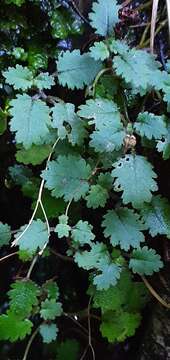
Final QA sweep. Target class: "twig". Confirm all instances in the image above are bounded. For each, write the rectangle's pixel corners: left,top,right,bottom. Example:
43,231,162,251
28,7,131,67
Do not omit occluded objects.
22,326,39,360
141,275,170,309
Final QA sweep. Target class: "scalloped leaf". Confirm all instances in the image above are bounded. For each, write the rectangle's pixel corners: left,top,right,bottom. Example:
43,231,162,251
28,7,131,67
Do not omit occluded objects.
140,195,170,237
42,155,91,201
39,323,58,343
14,219,49,253
78,98,125,152
89,0,120,36
8,280,39,318
57,50,102,89
9,94,51,149
102,208,145,250
129,246,163,275
134,112,167,140
112,155,158,208
0,311,33,341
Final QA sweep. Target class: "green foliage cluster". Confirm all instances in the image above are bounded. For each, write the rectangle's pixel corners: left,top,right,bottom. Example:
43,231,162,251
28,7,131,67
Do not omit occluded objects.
0,0,169,358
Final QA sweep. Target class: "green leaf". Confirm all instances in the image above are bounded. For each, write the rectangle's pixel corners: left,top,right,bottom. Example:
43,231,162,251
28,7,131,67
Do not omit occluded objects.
129,246,163,275
78,98,125,152
52,102,87,145
112,155,158,208
134,112,167,140
40,299,63,320
42,281,59,300
140,195,170,237
90,41,110,61
86,185,109,209
100,311,141,343
18,250,35,262
78,98,119,126
33,72,55,89
5,0,25,6
42,155,91,201
39,323,58,343
102,208,145,250
71,220,95,245
15,219,49,253
157,72,170,111
0,311,33,341
57,339,80,360
10,94,51,149
16,144,52,165
0,109,7,135
57,50,102,89
93,263,121,290
93,270,148,312
3,65,54,90
9,164,33,185
50,8,83,39
74,243,109,270
97,172,113,189
55,215,71,238
89,0,120,36
157,124,170,159
3,65,33,90
8,280,39,318
0,222,11,247
112,40,161,94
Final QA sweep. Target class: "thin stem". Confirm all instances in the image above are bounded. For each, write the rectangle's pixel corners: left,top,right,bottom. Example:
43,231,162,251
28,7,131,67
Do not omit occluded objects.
166,0,170,41
26,255,39,279
87,297,95,360
80,297,95,360
80,345,89,360
63,313,89,335
92,68,111,97
139,23,150,47
136,0,152,11
150,0,159,53
65,199,73,218
141,275,170,309
22,326,39,360
139,19,168,48
51,249,73,262
12,138,60,248
0,252,18,263
38,200,51,255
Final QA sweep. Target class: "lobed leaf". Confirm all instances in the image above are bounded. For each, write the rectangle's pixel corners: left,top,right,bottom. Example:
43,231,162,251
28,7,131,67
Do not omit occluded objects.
102,208,145,250
129,246,163,275
42,155,91,202
10,94,51,149
140,195,170,237
57,50,102,89
112,155,158,208
89,0,120,36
